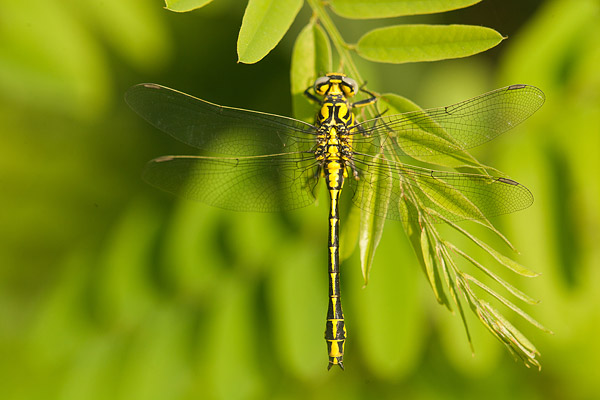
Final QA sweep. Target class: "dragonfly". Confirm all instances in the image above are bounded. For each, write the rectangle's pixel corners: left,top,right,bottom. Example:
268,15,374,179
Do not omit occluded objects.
125,74,545,370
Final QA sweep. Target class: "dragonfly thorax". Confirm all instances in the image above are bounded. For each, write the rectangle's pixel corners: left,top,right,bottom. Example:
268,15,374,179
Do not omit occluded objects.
314,124,356,187
313,80,359,187
316,94,353,124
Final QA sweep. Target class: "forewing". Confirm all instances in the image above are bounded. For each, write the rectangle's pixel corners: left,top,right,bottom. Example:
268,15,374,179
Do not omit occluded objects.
125,84,317,156
355,85,545,158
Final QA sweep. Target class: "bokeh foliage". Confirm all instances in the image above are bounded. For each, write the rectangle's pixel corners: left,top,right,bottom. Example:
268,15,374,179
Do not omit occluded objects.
1,0,599,399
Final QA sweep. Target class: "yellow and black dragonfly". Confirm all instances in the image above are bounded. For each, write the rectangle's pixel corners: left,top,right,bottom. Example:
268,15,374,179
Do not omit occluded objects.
125,74,544,370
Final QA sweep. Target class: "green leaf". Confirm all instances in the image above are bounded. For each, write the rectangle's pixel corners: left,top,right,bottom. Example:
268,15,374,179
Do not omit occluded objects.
291,21,332,121
440,250,473,351
339,204,361,262
378,93,422,114
420,226,435,294
397,191,453,309
359,155,392,285
465,274,551,333
442,219,532,277
165,0,213,12
330,0,481,19
470,295,542,369
237,0,303,64
398,193,429,275
420,225,445,304
431,211,539,277
456,277,541,369
356,24,504,64
449,243,539,305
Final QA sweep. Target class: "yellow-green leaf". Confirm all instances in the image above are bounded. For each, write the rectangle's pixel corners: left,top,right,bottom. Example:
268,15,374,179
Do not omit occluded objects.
357,24,504,64
359,155,392,285
433,212,539,277
238,0,303,64
465,274,551,333
440,251,473,350
330,0,481,19
165,0,213,12
420,226,443,303
450,244,539,305
398,192,428,275
339,205,361,262
291,21,332,121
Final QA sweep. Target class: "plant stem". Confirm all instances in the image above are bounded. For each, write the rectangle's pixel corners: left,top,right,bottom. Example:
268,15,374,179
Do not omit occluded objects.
306,0,363,85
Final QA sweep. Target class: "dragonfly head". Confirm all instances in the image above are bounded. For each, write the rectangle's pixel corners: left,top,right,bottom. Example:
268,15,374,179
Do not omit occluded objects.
314,73,358,98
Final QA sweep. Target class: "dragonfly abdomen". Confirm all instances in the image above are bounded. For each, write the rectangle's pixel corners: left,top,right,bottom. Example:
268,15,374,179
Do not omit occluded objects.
324,163,346,370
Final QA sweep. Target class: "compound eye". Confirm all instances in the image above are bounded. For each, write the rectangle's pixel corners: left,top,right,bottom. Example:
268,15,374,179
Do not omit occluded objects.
314,76,330,95
341,77,358,97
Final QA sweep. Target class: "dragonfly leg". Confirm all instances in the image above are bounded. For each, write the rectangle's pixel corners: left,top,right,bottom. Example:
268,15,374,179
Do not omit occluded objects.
352,86,377,108
304,86,321,104
345,158,360,180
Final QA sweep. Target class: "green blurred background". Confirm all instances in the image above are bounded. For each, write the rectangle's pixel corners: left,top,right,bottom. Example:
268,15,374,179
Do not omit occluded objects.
2,0,599,399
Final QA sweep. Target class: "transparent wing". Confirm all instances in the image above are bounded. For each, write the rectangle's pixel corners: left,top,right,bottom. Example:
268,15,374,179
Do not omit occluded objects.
130,83,538,218
125,84,317,156
143,152,320,212
350,152,534,222
354,85,545,158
